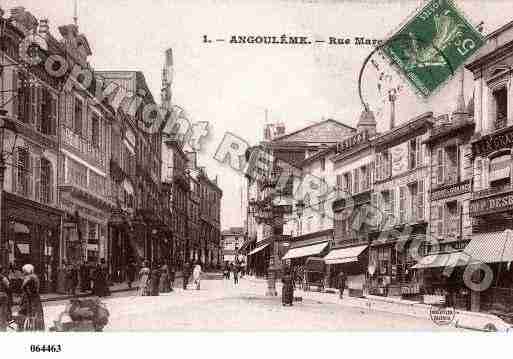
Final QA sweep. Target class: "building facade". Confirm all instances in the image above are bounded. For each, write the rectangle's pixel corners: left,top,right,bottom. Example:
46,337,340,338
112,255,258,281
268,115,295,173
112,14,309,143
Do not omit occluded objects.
221,227,245,264
465,21,513,312
368,113,432,298
1,9,63,292
198,171,222,268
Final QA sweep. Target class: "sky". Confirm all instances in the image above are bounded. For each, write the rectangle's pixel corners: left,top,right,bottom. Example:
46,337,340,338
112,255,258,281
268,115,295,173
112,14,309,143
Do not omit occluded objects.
3,0,512,230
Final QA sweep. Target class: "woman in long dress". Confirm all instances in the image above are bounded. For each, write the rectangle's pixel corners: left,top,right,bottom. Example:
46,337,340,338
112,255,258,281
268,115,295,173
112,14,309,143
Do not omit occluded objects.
150,265,161,296
138,261,151,296
281,266,294,306
192,262,202,290
18,264,45,331
159,264,171,293
0,267,12,331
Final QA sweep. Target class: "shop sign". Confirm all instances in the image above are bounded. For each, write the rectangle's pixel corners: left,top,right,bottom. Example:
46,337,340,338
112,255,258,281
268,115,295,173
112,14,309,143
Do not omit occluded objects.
490,155,511,182
431,180,471,201
391,142,408,177
470,191,513,216
336,130,368,153
472,127,513,157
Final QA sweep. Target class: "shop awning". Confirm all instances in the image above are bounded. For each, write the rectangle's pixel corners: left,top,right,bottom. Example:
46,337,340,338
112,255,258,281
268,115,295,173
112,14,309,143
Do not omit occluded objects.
323,244,367,265
412,252,472,269
248,243,269,256
464,231,513,264
282,241,329,260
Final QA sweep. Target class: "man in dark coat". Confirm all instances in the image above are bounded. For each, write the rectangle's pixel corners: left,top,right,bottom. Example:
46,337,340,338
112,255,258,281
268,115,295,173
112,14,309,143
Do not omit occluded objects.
126,260,137,289
79,262,91,292
338,271,347,299
150,264,161,296
281,266,294,306
93,259,110,297
182,262,191,290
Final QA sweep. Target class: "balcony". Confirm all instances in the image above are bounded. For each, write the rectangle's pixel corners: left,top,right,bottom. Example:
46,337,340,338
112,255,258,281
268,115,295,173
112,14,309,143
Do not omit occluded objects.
59,175,116,209
61,126,105,168
472,183,513,200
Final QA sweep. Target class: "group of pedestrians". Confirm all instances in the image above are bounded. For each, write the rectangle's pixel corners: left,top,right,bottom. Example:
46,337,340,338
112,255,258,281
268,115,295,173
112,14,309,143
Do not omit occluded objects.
61,259,111,297
137,260,177,296
223,262,242,285
0,264,44,331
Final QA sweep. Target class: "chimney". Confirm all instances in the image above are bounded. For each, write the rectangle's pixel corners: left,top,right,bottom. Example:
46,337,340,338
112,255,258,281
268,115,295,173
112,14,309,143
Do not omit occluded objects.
388,89,397,130
165,48,173,67
451,69,468,122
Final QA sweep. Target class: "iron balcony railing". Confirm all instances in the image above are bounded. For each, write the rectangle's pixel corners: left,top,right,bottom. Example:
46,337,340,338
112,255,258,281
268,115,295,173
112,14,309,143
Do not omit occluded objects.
472,183,513,200
61,126,106,167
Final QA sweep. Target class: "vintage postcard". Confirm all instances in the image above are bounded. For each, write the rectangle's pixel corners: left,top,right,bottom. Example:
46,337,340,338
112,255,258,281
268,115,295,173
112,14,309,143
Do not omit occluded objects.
0,0,512,352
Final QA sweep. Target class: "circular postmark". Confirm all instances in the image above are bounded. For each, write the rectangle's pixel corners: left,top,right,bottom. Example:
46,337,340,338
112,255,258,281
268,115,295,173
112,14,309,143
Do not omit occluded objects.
429,305,456,326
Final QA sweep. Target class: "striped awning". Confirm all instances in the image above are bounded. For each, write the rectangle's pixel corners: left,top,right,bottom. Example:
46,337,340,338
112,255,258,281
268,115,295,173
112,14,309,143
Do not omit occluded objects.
412,252,472,269
282,241,329,260
464,231,513,264
248,243,269,256
324,245,367,265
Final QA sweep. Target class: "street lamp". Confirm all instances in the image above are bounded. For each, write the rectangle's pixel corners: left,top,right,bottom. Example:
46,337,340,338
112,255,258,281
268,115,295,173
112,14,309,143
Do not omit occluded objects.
0,109,19,266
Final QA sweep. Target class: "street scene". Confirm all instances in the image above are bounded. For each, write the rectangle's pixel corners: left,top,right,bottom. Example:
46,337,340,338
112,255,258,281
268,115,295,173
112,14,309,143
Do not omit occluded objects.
0,0,513,339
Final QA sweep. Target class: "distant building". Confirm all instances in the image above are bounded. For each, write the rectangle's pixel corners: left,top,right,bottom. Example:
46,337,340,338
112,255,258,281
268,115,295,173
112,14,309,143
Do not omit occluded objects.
221,227,245,264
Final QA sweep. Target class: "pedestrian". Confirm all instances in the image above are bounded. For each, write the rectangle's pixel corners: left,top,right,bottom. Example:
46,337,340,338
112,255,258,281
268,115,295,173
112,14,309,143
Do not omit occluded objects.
149,264,161,296
0,266,12,331
193,261,202,290
281,265,294,306
18,264,44,331
182,262,191,290
93,259,110,297
126,260,137,289
337,271,347,299
138,260,151,296
223,263,229,279
159,263,171,293
233,264,239,285
70,263,78,296
79,261,90,292
168,263,175,292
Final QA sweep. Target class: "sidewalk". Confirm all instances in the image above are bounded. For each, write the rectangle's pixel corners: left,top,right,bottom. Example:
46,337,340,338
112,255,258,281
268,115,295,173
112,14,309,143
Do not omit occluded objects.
40,271,187,303
242,276,512,332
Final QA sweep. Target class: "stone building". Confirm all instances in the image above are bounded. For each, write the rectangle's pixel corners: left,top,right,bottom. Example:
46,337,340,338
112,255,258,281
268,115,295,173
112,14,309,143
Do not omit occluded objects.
0,9,63,292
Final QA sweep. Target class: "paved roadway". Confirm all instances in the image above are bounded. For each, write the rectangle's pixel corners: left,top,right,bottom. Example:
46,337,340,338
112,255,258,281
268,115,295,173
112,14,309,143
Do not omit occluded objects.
43,276,462,331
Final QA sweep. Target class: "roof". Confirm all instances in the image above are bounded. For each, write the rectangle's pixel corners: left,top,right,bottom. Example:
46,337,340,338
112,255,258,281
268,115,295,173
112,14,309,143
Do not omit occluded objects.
373,112,433,148
296,145,337,167
271,119,356,143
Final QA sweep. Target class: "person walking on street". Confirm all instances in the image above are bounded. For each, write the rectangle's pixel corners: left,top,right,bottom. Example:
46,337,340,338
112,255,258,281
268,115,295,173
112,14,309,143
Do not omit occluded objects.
0,266,12,331
138,260,151,296
182,262,191,290
193,261,202,290
233,264,239,285
337,271,347,299
18,264,44,331
69,263,78,296
168,263,175,292
150,264,161,296
93,259,110,297
281,265,294,306
126,260,137,289
159,263,171,293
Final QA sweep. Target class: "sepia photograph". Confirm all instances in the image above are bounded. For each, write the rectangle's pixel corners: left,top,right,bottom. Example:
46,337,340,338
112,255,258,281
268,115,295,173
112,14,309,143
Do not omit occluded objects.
0,0,512,356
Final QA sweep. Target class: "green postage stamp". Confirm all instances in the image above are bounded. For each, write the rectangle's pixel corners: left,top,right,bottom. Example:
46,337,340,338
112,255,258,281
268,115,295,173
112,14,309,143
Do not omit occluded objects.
382,0,485,97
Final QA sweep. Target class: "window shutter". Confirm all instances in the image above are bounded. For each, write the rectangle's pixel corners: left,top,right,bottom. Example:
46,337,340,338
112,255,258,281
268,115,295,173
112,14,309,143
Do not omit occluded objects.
368,162,373,189
418,180,424,220
399,186,406,223
437,148,444,184
347,172,352,195
12,70,19,119
27,153,34,198
36,86,43,132
390,188,396,223
11,148,18,193
353,168,359,193
482,158,489,189
34,156,41,202
51,94,58,135
475,158,482,190
417,137,422,167
437,205,444,238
